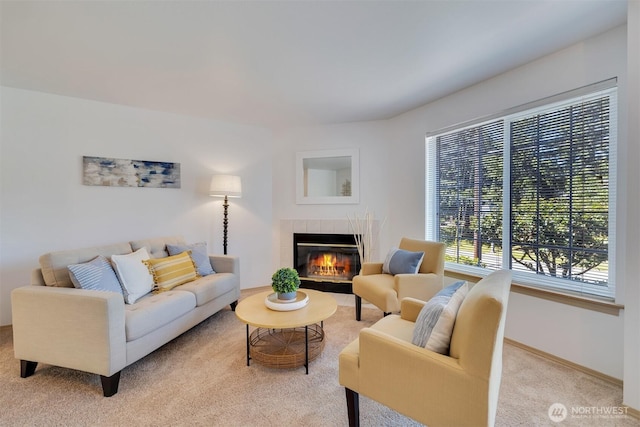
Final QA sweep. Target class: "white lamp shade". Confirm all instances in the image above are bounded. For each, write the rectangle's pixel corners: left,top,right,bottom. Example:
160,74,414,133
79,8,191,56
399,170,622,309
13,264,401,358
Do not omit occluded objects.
209,175,242,198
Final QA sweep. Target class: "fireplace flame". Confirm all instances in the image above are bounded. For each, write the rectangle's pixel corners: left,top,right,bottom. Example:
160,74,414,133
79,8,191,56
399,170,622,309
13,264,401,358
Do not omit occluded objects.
308,251,351,278
323,253,335,267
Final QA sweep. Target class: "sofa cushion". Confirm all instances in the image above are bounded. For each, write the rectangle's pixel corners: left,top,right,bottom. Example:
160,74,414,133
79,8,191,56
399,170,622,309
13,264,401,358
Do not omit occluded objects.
111,247,154,304
167,242,215,276
39,242,133,287
124,290,196,341
412,280,468,354
130,236,185,259
175,273,239,307
383,248,425,275
143,251,199,292
67,255,123,295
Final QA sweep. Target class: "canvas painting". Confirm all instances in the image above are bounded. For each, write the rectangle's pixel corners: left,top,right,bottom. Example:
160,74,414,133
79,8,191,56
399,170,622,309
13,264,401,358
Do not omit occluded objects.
83,156,181,188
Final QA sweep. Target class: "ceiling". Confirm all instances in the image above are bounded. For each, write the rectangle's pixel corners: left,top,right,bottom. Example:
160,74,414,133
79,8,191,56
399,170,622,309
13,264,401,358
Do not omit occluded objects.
0,1,628,129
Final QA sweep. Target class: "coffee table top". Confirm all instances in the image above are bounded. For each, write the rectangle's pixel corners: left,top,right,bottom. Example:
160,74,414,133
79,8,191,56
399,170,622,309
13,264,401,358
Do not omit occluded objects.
235,289,337,329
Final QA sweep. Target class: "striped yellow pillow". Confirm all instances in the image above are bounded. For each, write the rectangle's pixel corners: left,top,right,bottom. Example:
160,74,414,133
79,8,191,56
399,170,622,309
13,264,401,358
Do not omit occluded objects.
142,251,199,292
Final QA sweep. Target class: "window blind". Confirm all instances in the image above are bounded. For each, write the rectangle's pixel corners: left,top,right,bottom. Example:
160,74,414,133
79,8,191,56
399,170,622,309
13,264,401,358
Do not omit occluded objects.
426,84,617,299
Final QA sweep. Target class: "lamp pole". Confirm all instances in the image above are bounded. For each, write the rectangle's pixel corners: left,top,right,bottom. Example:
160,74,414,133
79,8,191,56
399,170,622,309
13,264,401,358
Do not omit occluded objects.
222,195,229,255
209,174,241,255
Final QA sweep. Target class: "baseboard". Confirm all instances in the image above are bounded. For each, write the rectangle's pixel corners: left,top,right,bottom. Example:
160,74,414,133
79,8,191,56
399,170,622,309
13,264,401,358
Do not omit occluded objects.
625,406,640,420
504,337,622,386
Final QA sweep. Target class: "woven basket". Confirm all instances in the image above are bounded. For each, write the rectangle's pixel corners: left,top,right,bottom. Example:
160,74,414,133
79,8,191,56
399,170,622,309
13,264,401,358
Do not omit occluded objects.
249,324,325,369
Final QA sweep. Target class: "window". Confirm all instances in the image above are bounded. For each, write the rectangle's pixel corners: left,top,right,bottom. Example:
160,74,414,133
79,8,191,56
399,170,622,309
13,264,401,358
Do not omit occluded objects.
426,83,616,299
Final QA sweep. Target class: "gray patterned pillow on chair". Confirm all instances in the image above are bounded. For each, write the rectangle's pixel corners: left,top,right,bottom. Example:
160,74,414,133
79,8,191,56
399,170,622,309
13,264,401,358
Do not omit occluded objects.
412,280,469,354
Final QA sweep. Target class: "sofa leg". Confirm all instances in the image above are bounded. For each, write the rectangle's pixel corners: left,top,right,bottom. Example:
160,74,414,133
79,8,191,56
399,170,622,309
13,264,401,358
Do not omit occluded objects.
230,300,238,311
20,360,37,378
383,312,391,317
345,387,360,427
355,295,362,321
100,371,121,397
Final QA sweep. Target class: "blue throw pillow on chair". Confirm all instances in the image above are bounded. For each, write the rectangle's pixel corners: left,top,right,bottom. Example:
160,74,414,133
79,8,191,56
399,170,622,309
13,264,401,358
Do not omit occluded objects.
382,248,425,275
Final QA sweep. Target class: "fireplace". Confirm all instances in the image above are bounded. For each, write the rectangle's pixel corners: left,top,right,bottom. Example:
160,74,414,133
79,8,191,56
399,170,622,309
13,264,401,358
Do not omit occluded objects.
293,233,361,294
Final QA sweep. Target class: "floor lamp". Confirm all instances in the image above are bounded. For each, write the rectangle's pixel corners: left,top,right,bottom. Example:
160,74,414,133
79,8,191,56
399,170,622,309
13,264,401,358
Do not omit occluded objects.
209,174,242,255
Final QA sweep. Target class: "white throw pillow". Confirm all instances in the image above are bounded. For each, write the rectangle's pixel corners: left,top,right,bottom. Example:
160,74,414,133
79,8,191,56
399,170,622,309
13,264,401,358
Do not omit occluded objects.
111,247,154,304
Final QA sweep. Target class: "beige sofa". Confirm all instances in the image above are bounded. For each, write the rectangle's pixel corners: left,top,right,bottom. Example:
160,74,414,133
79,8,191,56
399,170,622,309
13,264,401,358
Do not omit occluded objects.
11,236,240,397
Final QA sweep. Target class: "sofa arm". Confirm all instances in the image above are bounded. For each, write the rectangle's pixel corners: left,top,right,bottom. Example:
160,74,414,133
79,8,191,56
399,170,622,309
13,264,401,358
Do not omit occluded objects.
395,273,443,303
11,286,127,377
209,255,239,276
400,297,427,322
360,262,383,275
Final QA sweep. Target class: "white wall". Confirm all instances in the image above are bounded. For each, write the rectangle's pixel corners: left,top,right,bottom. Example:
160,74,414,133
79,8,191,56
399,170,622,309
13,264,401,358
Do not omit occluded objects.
623,0,640,411
0,88,274,326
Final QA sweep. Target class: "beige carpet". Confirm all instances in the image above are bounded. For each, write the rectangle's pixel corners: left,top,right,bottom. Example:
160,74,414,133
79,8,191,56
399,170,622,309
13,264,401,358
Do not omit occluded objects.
0,292,636,427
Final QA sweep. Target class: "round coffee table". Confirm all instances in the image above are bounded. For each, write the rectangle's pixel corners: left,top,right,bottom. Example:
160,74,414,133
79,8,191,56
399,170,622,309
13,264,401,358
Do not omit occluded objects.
235,289,337,374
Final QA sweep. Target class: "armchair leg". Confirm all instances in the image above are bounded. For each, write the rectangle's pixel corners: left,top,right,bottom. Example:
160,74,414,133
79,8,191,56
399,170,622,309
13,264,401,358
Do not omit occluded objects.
383,312,391,317
100,371,121,397
230,300,238,311
345,388,360,427
355,295,362,321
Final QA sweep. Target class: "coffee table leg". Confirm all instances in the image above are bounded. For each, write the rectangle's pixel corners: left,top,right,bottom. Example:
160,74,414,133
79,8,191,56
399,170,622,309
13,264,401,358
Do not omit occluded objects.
246,324,250,366
305,325,309,375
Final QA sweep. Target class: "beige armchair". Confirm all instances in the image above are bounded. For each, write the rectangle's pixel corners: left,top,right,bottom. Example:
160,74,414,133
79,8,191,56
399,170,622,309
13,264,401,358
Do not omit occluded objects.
352,237,445,320
339,270,512,427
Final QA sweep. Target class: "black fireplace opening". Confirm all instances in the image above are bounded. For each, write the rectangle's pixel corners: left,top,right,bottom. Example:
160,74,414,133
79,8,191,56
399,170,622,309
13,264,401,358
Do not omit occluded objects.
293,233,361,294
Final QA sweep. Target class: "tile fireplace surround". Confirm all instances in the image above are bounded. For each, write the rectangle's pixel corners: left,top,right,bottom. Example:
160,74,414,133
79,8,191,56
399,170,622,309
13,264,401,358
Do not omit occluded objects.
279,219,381,269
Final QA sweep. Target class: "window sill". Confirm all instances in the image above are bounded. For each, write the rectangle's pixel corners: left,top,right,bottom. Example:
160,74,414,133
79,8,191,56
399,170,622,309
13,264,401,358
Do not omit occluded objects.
445,269,624,316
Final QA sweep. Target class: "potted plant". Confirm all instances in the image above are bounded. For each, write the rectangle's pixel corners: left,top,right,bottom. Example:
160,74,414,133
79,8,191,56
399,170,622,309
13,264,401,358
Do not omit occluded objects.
271,267,301,301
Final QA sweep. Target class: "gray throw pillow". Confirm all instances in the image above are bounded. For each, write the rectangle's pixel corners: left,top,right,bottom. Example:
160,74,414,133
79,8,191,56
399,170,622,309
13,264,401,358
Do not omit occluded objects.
382,248,425,275
68,255,123,295
412,280,469,354
167,242,215,276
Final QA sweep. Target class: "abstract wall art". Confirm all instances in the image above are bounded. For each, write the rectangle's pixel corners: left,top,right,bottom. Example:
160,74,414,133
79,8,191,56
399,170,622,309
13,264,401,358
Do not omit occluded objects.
83,156,181,188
